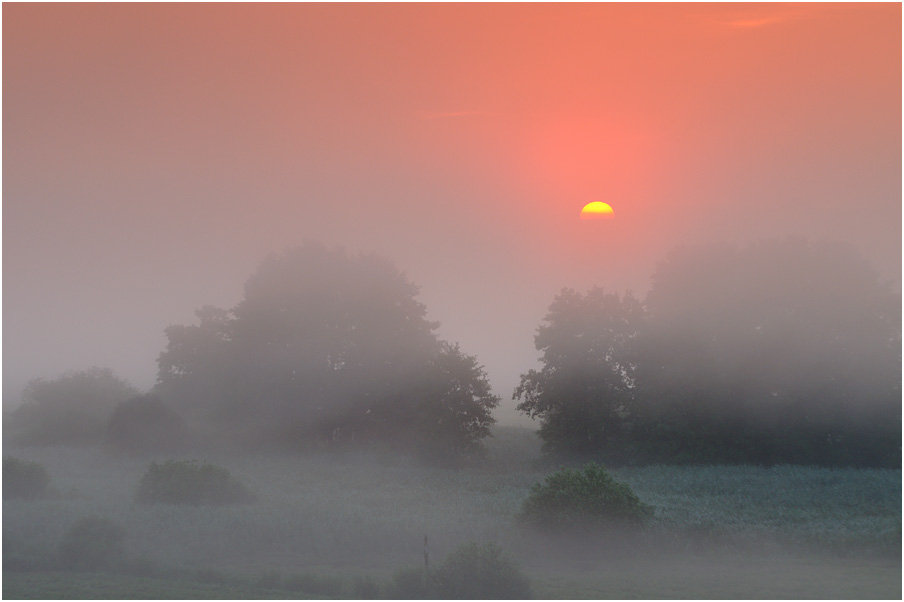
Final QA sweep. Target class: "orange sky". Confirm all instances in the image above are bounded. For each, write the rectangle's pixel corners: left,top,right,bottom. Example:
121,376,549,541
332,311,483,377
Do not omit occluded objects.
4,3,901,419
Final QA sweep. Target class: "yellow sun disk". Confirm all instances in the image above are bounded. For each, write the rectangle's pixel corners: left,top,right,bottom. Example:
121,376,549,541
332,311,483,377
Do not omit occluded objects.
580,201,614,220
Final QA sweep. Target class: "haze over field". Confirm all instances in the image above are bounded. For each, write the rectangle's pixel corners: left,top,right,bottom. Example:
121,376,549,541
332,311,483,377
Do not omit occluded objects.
3,3,901,422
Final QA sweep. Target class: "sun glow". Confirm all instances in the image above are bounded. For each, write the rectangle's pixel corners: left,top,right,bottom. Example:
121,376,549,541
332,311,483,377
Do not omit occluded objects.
580,201,614,220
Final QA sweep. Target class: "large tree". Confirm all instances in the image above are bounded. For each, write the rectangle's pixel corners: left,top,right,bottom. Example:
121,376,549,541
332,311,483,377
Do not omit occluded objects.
514,288,646,461
516,239,901,467
156,242,499,457
635,238,901,466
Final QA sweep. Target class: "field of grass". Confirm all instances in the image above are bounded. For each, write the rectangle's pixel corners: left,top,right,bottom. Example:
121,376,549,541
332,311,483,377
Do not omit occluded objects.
4,426,901,598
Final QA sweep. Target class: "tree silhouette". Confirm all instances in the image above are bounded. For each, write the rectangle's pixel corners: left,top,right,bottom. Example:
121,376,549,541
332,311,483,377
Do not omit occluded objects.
10,367,138,446
514,288,645,461
157,242,498,458
635,238,901,466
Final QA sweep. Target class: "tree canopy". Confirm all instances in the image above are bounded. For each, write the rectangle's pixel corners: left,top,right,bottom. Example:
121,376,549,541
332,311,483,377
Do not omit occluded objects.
517,239,901,467
156,242,499,458
9,367,139,446
514,288,645,461
636,238,901,466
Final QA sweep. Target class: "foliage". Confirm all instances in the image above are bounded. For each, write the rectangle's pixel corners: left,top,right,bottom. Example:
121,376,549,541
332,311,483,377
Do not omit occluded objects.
432,541,533,599
105,394,187,455
517,239,901,467
635,239,901,467
519,463,653,531
1,442,900,598
154,305,235,432
3,456,50,500
8,367,138,447
514,288,645,461
386,543,531,600
58,516,125,570
155,242,499,459
135,460,254,506
394,342,500,462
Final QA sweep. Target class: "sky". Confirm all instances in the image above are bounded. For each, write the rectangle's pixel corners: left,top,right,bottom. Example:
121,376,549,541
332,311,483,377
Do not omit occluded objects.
3,3,901,422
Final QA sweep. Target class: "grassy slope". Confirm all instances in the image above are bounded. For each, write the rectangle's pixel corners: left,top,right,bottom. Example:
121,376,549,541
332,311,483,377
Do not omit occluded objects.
3,426,901,599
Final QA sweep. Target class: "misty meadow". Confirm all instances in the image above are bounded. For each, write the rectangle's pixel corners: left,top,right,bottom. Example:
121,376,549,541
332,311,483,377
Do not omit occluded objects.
4,2,901,600
3,239,901,599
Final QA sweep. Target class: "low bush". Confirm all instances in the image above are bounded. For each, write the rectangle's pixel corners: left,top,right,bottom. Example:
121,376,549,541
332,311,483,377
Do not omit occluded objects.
433,542,532,599
3,456,50,500
135,460,254,505
519,462,653,531
58,516,125,570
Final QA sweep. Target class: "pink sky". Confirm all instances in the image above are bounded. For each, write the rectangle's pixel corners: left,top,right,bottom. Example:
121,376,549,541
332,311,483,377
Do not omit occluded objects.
4,3,900,420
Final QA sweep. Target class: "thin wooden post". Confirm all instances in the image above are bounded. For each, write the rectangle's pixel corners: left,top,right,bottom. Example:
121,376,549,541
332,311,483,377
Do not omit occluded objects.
423,534,430,597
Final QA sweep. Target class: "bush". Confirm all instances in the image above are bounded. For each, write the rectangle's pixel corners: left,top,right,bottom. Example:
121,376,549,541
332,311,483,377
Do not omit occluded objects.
519,463,653,531
58,516,125,570
135,460,254,505
105,394,186,455
387,543,531,599
3,456,50,500
433,542,532,599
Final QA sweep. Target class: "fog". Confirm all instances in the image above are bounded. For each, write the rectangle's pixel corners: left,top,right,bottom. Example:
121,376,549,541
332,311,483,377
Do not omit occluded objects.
3,7,901,596
3,4,900,422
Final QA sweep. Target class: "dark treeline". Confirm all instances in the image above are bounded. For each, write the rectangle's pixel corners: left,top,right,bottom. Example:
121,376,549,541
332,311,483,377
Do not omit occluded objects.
517,239,901,468
5,239,901,467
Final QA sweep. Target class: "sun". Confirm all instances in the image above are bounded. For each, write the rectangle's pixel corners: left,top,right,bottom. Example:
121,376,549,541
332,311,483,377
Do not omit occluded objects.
580,201,614,220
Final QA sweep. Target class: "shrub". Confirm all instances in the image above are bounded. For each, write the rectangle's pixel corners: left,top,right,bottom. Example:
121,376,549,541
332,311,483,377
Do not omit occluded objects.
58,516,125,570
387,543,531,599
135,460,254,505
105,394,186,455
3,456,50,500
433,542,532,600
519,462,653,531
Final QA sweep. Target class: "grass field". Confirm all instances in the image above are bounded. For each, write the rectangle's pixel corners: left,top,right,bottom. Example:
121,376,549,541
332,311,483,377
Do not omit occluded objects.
4,426,901,598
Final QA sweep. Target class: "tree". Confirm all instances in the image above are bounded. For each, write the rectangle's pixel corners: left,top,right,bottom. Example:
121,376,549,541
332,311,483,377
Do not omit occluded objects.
514,288,646,461
403,342,500,460
105,394,186,455
156,242,499,458
515,239,900,467
635,238,901,467
154,305,236,435
9,367,138,446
